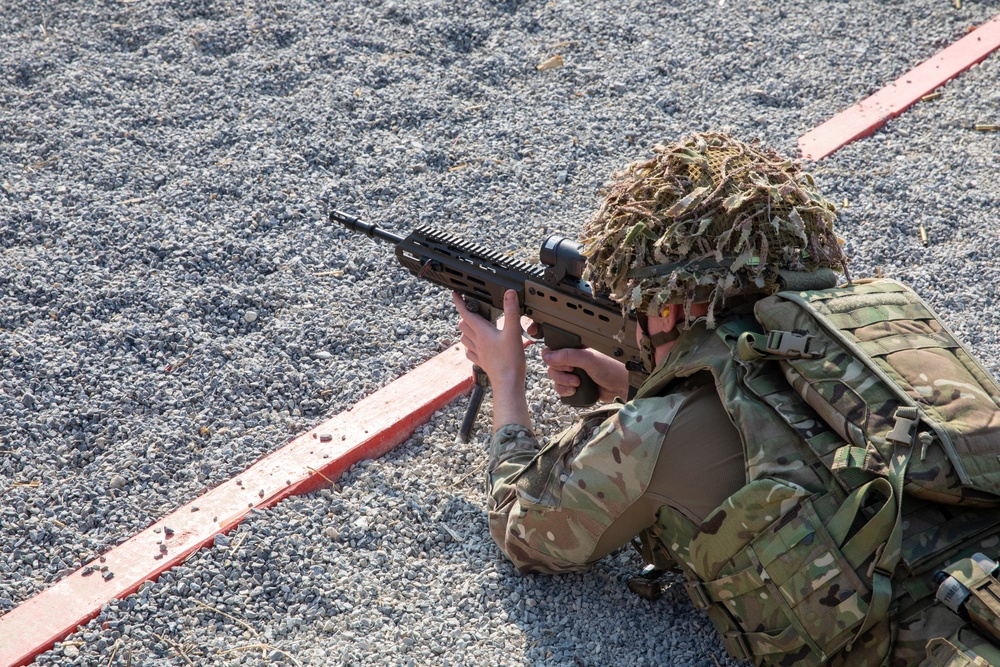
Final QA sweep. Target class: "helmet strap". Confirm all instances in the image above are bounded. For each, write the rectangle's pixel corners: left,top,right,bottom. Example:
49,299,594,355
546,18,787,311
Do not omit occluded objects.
649,329,680,348
636,314,681,373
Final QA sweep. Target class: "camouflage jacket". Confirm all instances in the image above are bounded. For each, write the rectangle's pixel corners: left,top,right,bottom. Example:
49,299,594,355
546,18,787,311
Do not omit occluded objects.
488,399,685,574
487,377,744,574
485,322,757,575
488,316,1000,666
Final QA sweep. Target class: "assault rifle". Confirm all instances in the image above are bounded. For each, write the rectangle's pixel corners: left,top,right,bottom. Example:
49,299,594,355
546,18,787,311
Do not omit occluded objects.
332,210,645,441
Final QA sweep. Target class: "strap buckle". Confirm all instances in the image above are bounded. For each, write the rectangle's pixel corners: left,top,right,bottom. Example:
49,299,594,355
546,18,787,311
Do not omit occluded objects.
684,580,712,610
722,631,754,662
765,330,823,358
886,406,919,447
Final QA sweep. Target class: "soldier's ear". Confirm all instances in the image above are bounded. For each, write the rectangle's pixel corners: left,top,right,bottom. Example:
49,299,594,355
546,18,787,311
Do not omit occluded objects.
661,304,680,332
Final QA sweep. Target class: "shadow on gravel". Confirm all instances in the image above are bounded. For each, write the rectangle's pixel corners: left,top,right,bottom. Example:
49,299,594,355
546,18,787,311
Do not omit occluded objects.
435,495,736,666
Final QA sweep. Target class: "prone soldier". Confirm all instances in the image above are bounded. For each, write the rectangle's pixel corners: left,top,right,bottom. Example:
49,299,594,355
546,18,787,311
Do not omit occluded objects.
453,131,1000,667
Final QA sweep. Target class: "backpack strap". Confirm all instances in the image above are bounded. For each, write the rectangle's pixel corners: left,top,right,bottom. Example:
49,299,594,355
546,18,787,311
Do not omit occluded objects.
736,329,826,362
842,435,912,648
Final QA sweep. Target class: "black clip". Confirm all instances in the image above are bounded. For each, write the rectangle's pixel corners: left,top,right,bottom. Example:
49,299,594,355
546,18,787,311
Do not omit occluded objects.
765,330,823,359
627,564,668,601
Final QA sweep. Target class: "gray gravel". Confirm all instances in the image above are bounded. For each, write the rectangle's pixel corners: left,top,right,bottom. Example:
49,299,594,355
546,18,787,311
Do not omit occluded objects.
1,0,998,665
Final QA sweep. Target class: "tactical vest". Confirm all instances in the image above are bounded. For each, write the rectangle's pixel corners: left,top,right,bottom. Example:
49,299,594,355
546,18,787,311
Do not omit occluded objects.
632,312,1000,667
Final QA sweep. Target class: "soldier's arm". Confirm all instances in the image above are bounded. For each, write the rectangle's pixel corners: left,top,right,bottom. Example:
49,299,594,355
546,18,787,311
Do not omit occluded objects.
486,396,687,574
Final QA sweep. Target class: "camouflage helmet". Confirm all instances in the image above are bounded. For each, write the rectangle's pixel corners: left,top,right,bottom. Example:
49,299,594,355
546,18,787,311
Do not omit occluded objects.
581,131,848,327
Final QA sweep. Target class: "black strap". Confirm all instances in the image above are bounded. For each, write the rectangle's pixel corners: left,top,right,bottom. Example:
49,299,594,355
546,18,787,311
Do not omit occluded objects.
649,328,680,347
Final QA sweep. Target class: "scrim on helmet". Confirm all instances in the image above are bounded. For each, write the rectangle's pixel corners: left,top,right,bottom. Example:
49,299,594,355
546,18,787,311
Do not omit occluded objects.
581,131,848,327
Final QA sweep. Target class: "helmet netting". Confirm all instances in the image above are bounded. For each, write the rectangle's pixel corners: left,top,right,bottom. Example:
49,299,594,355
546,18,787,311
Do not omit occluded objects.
581,131,847,327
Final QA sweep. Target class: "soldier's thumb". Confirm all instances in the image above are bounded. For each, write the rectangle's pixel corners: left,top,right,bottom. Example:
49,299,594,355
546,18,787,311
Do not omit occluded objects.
502,290,521,337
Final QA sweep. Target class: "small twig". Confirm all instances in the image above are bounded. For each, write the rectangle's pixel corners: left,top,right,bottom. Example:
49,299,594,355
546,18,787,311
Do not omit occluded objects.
26,156,59,172
306,466,337,487
447,458,487,489
221,644,303,667
105,638,122,667
192,601,260,638
164,355,191,372
151,632,195,667
228,531,249,553
440,522,464,543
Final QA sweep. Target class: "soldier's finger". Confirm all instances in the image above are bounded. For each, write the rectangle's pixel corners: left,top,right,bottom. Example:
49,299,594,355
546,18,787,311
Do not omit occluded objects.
451,291,470,317
553,382,576,397
501,290,521,340
542,347,584,371
547,368,580,387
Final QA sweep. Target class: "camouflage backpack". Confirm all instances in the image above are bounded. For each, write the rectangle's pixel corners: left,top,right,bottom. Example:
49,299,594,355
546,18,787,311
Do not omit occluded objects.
738,278,1000,508
631,277,1000,667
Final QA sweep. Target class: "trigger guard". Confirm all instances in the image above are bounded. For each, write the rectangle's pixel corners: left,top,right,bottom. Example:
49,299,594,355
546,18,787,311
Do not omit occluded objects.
522,327,543,344
522,323,543,344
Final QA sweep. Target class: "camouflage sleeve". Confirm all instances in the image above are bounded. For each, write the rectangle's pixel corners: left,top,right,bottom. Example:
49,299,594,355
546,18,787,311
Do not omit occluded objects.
486,395,688,574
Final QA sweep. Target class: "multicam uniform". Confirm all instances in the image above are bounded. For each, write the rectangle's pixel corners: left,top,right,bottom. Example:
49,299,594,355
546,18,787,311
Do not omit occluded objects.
487,372,744,574
485,319,1000,667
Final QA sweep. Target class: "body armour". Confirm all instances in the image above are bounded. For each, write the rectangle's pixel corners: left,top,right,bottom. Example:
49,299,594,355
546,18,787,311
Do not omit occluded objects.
635,316,1000,667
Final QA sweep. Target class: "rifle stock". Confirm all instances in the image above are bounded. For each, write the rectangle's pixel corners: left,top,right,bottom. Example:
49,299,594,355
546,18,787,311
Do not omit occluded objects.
332,210,645,412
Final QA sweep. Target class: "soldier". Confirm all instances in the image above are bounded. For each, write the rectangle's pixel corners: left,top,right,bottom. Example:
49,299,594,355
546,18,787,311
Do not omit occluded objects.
452,131,1000,666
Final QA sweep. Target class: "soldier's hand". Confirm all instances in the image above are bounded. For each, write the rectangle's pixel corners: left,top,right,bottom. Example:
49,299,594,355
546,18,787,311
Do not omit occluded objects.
452,290,527,395
540,346,628,404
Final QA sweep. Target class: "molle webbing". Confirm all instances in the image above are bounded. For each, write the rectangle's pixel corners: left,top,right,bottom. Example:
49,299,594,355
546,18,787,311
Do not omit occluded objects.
753,279,1000,507
640,290,1000,667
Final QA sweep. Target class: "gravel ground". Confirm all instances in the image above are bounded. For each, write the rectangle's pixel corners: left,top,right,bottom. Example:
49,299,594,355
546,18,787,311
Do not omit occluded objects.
1,0,998,665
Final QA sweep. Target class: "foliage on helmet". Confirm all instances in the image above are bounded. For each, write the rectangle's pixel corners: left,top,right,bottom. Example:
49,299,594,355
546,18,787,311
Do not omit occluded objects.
581,132,848,327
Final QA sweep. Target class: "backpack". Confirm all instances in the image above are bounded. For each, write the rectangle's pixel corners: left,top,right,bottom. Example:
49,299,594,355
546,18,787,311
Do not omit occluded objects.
632,278,1000,667
738,278,1000,508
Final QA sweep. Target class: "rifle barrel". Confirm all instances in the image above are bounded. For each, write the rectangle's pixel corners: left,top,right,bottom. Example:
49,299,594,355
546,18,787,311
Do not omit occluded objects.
331,210,404,244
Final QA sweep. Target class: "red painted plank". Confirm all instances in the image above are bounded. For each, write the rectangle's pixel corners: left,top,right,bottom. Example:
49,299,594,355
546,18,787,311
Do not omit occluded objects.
0,344,475,667
799,13,1000,161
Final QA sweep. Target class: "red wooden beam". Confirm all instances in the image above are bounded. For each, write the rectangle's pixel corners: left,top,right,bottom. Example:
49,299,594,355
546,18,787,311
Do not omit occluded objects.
0,345,475,667
799,13,1000,161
